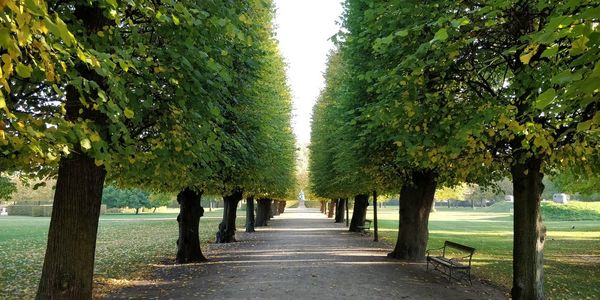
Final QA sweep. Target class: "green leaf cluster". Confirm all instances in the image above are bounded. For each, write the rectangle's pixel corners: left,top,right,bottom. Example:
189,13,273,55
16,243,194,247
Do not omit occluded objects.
1,0,295,199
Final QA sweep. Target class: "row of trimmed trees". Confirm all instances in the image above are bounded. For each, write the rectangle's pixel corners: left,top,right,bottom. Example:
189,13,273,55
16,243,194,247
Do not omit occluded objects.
310,1,599,299
0,0,295,298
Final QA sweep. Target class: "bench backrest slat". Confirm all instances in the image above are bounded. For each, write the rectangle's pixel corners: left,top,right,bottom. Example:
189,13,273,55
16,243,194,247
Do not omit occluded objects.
444,241,475,254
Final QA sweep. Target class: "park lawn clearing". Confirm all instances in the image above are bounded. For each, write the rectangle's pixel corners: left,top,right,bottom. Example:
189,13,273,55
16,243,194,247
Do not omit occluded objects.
0,210,246,299
366,205,600,300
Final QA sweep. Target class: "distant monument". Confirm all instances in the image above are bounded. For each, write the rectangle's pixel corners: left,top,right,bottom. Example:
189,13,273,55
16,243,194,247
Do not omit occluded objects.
298,190,306,208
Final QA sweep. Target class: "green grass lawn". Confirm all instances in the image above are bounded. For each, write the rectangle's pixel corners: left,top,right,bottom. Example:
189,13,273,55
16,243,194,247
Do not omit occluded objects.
0,209,246,299
366,203,600,299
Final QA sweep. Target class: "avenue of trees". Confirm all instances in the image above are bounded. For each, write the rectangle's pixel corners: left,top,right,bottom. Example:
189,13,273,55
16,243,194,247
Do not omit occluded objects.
310,1,599,299
1,0,295,298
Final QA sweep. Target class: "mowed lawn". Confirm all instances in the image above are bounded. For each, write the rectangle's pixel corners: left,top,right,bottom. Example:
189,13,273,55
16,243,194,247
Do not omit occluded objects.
366,205,600,300
0,210,246,299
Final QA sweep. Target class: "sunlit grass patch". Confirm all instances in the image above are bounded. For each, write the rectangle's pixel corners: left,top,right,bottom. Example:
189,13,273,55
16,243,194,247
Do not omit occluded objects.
366,206,600,299
0,211,245,299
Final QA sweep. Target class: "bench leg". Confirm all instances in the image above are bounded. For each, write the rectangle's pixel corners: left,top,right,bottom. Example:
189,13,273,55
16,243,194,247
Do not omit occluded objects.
448,267,452,282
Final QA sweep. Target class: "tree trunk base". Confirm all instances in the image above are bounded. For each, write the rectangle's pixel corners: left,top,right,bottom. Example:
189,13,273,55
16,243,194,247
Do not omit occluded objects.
176,188,207,264
215,189,243,243
389,170,437,261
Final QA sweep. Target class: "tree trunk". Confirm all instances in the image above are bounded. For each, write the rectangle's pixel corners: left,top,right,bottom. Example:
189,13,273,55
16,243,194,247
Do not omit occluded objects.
373,190,378,242
335,198,346,223
349,194,369,232
388,170,437,261
345,198,349,226
255,198,270,227
135,208,140,215
327,199,336,218
36,5,110,298
36,153,106,300
471,199,475,209
447,199,451,208
272,200,280,216
278,201,286,214
511,158,546,300
269,200,276,218
245,196,255,233
153,207,157,213
320,200,326,213
176,188,206,264
215,189,243,243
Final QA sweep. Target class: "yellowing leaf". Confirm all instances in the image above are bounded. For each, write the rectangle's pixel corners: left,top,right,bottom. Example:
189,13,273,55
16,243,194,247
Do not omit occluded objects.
80,138,91,150
90,132,101,142
124,108,134,119
15,63,32,78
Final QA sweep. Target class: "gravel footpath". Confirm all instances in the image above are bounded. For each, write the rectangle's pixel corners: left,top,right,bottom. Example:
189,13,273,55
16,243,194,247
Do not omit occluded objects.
105,207,507,299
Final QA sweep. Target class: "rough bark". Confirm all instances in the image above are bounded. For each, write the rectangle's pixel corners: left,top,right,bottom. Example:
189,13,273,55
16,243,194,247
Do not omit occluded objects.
36,5,110,299
335,198,346,223
278,201,286,214
215,189,243,243
327,199,336,218
36,152,106,300
245,196,255,233
511,158,546,300
320,200,326,213
349,194,369,232
255,198,271,227
176,188,206,264
388,170,437,261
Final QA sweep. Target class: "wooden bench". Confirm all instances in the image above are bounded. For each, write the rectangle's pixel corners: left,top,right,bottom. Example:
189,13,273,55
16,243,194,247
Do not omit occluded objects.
426,241,475,284
356,219,372,234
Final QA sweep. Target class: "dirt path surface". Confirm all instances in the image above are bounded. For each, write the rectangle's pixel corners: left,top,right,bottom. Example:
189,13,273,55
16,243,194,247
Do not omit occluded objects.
106,207,506,299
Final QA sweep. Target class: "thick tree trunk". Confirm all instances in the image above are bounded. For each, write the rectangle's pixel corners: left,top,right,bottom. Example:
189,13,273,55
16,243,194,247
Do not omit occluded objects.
349,194,369,232
335,198,346,223
255,198,270,227
320,200,326,213
278,201,286,214
388,170,437,261
246,196,255,232
327,199,336,218
511,158,546,300
176,188,206,264
215,189,243,243
36,6,110,298
135,208,140,215
36,153,106,300
272,200,280,216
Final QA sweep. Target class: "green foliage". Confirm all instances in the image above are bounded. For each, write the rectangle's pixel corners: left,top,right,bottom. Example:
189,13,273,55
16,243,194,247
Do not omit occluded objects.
101,186,150,212
0,175,16,201
1,0,295,199
149,193,173,209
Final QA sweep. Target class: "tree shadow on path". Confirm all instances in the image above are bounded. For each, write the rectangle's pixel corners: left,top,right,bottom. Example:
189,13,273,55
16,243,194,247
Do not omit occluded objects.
106,207,507,299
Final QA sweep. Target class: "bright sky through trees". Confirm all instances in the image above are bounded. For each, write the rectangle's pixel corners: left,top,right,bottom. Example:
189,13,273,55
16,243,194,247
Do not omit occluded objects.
274,0,344,144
